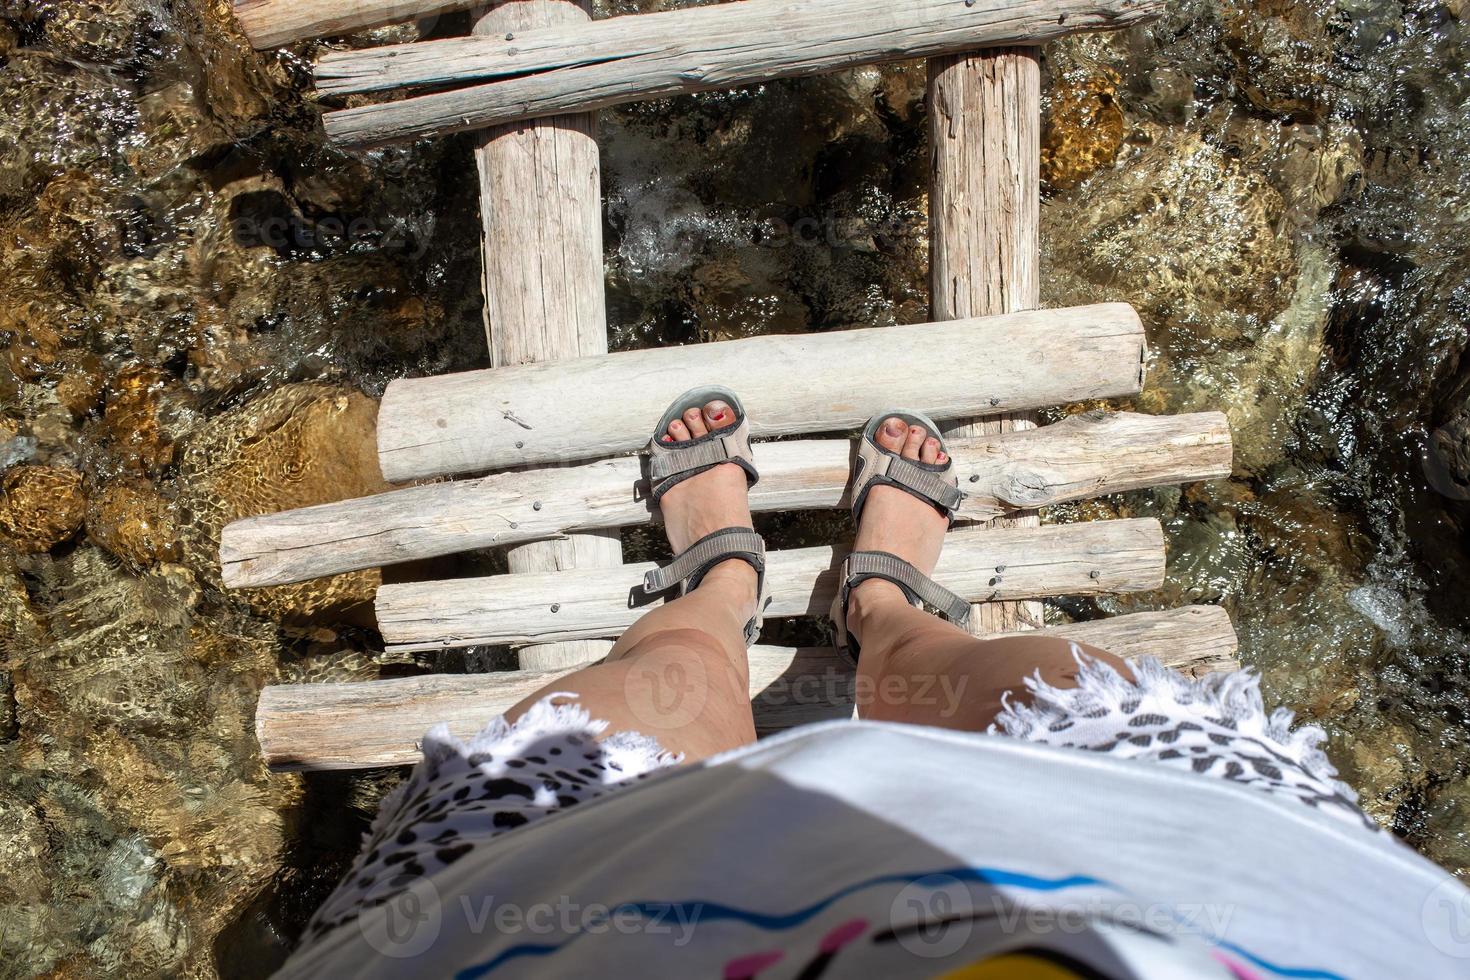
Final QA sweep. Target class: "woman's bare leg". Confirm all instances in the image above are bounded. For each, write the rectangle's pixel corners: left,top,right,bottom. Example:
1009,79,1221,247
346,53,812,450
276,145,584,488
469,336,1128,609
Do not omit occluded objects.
505,398,758,763
847,418,1132,731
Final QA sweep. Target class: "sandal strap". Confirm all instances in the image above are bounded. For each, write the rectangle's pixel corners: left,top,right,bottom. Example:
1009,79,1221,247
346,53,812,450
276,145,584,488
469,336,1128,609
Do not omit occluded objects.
641,526,765,597
853,438,964,522
646,415,758,503
649,418,753,481
841,551,972,629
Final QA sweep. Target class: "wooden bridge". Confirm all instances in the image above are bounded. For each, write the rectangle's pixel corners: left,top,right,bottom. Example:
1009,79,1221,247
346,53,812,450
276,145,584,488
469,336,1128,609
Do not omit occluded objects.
228,0,1236,773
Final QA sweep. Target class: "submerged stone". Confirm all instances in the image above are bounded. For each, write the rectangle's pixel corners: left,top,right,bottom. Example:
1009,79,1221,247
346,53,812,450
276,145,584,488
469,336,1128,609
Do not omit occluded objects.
87,481,177,568
0,465,86,553
175,383,387,623
1042,61,1126,191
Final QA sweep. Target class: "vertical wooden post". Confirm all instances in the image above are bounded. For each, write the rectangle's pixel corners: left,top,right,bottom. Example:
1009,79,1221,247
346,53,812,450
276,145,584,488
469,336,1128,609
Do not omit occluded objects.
928,47,1044,633
473,0,621,670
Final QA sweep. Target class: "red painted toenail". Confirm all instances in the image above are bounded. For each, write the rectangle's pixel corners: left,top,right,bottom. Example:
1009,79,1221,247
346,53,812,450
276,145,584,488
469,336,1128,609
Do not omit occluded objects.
712,410,727,421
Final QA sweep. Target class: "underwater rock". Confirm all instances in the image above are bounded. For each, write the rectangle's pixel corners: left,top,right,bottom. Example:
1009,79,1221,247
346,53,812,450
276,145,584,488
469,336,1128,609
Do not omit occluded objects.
1217,0,1337,120
55,353,105,419
175,383,387,623
0,465,86,553
1044,126,1296,343
1042,61,1126,191
87,481,177,568
37,0,172,68
0,49,140,207
1418,776,1470,875
0,788,48,894
5,558,294,974
0,560,48,727
0,307,64,383
1427,399,1470,499
100,365,190,477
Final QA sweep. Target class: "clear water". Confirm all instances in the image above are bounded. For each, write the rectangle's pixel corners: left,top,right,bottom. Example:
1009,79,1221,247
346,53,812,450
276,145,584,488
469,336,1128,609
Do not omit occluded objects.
1,0,1468,974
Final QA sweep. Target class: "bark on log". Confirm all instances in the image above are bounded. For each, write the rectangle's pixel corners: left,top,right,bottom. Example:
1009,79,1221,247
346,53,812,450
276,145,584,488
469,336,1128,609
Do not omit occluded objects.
375,518,1166,651
315,0,1166,147
472,0,619,673
929,48,1044,633
257,605,1237,771
233,0,480,50
222,411,1231,588
376,303,1148,482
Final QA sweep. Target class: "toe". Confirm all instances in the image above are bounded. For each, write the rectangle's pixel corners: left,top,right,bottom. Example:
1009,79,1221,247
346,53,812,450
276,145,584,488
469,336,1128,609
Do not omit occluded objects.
921,437,941,465
703,400,734,432
875,417,908,453
667,418,691,442
683,407,710,438
902,424,926,460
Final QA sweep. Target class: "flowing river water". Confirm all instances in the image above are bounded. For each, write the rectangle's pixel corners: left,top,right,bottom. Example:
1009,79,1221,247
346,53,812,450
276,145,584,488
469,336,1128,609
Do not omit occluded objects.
0,0,1468,974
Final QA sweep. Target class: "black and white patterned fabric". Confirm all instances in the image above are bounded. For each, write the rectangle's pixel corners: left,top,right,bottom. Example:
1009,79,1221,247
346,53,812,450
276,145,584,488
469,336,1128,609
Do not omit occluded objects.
305,653,1371,943
302,694,681,943
990,649,1373,831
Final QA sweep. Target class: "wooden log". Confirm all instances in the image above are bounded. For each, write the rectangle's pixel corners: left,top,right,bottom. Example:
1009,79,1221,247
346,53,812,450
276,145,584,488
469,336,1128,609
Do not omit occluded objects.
375,518,1166,651
316,0,1166,148
256,605,1239,771
472,0,619,673
376,303,1148,482
233,0,480,50
928,48,1045,633
222,411,1232,588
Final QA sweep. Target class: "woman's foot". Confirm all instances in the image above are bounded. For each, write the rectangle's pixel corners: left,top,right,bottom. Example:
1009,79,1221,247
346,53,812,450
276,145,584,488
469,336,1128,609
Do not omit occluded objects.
847,418,950,642
658,399,758,615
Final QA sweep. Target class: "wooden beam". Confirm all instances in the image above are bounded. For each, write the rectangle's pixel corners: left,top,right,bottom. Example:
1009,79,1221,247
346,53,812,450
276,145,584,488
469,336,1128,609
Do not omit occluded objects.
222,411,1232,589
375,518,1166,651
233,0,480,50
928,48,1045,633
257,605,1239,771
376,302,1148,482
471,0,619,673
316,0,1166,148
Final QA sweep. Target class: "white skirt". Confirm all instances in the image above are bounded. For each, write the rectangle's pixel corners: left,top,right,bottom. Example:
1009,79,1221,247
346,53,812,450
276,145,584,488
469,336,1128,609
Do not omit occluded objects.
302,651,1367,944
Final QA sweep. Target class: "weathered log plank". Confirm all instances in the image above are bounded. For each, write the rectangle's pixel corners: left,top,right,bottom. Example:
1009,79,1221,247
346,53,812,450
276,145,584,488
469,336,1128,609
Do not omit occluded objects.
222,411,1231,588
376,302,1147,482
929,46,1045,633
375,518,1166,651
233,0,480,50
472,0,620,673
316,0,1164,147
257,605,1239,771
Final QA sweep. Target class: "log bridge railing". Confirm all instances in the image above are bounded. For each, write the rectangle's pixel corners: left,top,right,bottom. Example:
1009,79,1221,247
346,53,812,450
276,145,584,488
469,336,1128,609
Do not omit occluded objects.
229,0,1235,774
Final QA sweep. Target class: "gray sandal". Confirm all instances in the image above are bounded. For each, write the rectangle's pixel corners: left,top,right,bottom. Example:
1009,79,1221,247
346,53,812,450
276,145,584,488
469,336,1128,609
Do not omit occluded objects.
638,387,769,646
645,385,758,504
831,410,971,665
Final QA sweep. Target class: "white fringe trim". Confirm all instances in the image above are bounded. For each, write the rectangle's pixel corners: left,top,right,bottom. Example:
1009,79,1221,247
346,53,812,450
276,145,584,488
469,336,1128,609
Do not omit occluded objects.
366,694,680,845
421,692,683,772
990,647,1357,802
